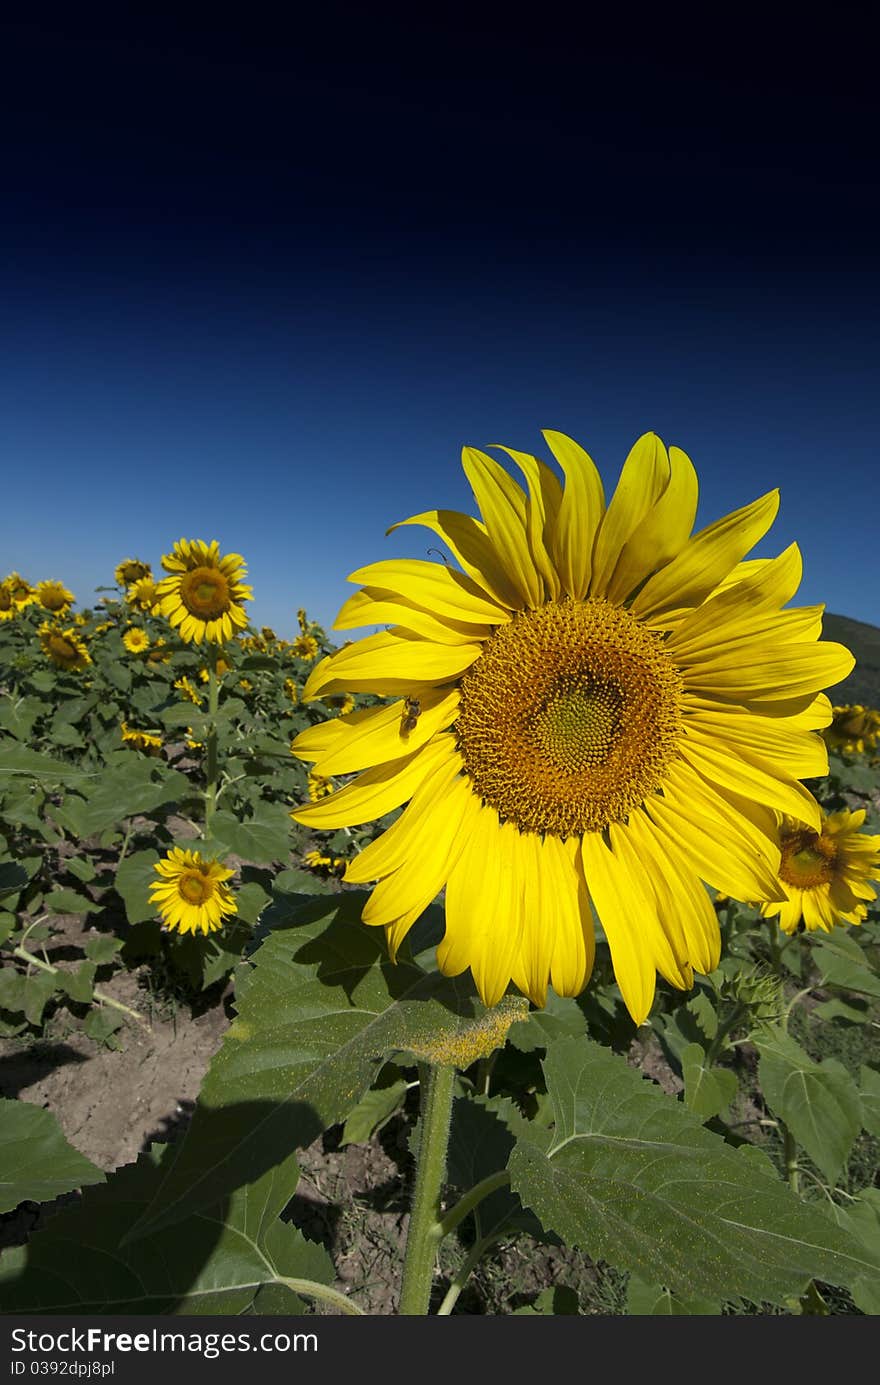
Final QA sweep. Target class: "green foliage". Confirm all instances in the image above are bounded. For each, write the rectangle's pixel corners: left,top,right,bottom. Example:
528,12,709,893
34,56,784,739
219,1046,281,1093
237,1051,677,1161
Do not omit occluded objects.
0,1098,105,1212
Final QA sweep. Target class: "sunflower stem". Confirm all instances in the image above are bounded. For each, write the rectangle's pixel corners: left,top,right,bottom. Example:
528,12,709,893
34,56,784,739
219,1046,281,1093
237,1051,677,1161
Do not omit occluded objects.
204,665,220,835
398,1060,456,1316
782,1120,799,1195
12,946,151,1031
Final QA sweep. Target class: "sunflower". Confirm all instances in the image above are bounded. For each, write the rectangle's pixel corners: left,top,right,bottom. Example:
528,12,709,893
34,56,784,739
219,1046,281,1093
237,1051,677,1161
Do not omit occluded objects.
4,573,36,608
39,622,91,672
822,704,880,756
115,558,152,587
120,720,163,754
760,809,880,934
198,657,231,681
283,678,299,703
126,576,161,613
293,633,319,661
173,675,202,705
149,846,237,934
0,582,16,621
122,627,150,654
155,539,252,644
36,580,75,616
291,430,854,1025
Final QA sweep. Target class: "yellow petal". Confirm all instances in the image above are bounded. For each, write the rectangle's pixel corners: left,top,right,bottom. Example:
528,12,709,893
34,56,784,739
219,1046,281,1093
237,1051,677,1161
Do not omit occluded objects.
632,489,780,622
604,443,699,605
580,830,657,1026
608,822,693,991
345,750,469,883
542,430,605,599
591,433,673,600
387,509,522,609
438,807,522,1005
670,545,804,653
494,446,563,601
292,734,456,828
335,587,493,645
624,811,720,975
680,639,855,703
679,730,822,830
347,558,509,625
683,709,828,780
305,689,460,777
302,629,481,700
461,447,542,608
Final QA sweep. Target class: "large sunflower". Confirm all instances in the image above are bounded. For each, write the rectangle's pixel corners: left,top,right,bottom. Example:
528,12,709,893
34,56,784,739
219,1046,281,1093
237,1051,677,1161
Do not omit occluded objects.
291,432,854,1024
155,539,252,644
149,847,237,934
760,808,880,934
36,580,75,616
38,622,91,672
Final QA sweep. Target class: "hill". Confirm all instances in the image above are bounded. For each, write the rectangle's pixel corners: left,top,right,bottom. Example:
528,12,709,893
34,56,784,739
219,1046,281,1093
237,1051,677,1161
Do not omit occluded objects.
823,612,880,708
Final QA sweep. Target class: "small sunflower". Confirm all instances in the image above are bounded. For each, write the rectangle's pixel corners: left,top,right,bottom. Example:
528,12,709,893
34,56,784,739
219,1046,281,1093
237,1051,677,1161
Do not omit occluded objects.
156,539,252,644
291,429,853,1024
822,704,880,756
4,573,36,608
148,638,172,663
121,720,163,754
303,849,346,875
283,678,299,703
149,847,237,934
115,558,152,588
198,656,231,682
39,622,91,672
307,771,334,801
261,626,277,643
238,678,254,692
761,809,880,934
293,633,319,661
36,580,75,616
122,627,150,654
0,583,16,621
173,675,202,705
126,576,161,613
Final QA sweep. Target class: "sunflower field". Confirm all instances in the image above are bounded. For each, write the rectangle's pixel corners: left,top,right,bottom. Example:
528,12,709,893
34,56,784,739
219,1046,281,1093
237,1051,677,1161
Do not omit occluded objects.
2,430,880,1318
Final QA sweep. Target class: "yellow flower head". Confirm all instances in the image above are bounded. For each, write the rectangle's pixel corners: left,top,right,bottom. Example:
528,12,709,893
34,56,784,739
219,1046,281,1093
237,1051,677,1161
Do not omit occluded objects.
0,582,16,621
174,675,202,705
293,633,319,661
149,846,237,935
283,678,299,703
761,809,880,934
122,627,150,654
198,656,232,682
822,704,880,756
126,576,162,613
297,607,309,633
4,573,36,608
261,626,277,643
290,429,854,1025
303,849,346,875
156,539,252,644
39,622,91,672
115,558,152,588
36,580,75,617
148,637,171,663
307,771,334,801
238,678,254,692
120,720,163,754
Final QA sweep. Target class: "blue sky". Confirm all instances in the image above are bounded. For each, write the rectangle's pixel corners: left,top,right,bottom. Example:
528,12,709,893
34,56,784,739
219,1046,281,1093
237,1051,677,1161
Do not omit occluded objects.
2,11,877,639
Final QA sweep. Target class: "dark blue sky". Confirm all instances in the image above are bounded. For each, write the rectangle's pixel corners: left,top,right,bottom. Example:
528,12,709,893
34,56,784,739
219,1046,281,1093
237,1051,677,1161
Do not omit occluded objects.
3,8,877,637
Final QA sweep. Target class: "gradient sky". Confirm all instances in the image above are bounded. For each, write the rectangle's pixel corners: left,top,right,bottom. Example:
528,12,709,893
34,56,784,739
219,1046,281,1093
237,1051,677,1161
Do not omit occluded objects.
2,10,878,639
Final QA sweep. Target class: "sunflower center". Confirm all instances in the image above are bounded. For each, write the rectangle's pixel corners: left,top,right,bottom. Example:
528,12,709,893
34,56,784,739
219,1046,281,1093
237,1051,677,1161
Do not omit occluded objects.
455,597,683,836
49,635,77,662
0,589,12,612
180,566,230,619
178,870,212,905
779,829,837,889
42,589,66,611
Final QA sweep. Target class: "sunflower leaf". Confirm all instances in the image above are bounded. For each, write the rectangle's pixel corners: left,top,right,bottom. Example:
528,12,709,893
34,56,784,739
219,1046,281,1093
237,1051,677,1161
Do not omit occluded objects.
508,1036,879,1306
0,1140,333,1314
126,889,526,1240
0,1097,105,1214
756,1026,862,1186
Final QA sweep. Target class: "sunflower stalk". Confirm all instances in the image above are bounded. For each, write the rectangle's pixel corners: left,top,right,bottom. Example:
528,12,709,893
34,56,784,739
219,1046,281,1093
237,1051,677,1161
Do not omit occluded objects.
204,664,220,836
398,1060,456,1315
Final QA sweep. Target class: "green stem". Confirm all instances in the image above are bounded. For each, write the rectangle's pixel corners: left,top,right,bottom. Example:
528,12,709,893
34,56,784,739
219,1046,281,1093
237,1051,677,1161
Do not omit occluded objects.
432,1171,511,1242
204,664,220,835
398,1062,456,1316
704,1002,747,1067
782,1120,799,1194
12,945,151,1031
435,1233,503,1317
273,1276,365,1316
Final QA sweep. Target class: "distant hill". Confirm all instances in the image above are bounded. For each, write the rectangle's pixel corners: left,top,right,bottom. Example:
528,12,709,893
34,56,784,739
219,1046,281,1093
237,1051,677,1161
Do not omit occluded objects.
823,612,880,708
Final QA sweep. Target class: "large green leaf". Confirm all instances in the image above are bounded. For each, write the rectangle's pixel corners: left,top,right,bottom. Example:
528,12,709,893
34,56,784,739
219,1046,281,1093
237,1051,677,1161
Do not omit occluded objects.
0,1098,104,1213
859,1065,880,1138
129,889,526,1239
52,763,189,839
757,1026,862,1186
114,849,160,925
810,932,880,1000
209,805,292,864
827,1189,880,1314
681,1043,738,1120
507,1037,879,1306
0,1142,333,1314
0,742,92,785
626,1277,721,1315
